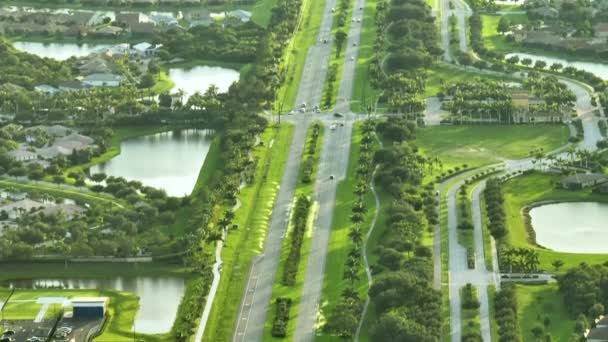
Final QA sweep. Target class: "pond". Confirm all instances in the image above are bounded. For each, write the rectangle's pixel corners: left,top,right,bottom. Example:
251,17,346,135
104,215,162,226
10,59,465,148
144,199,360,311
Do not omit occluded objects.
506,52,608,80
90,129,214,197
529,202,608,253
7,276,185,334
169,65,240,99
13,41,110,61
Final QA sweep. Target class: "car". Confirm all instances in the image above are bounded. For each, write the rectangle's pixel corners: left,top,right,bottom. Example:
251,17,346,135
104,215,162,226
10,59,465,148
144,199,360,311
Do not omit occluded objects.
334,112,344,117
2,332,15,337
329,175,335,180
315,108,321,113
323,39,328,43
339,122,344,127
331,7,335,12
350,56,355,61
330,124,337,130
27,337,42,342
356,18,361,22
301,102,306,108
0,338,14,342
360,6,363,9
352,18,355,22
299,108,306,113
435,190,440,196
57,327,72,334
352,42,357,46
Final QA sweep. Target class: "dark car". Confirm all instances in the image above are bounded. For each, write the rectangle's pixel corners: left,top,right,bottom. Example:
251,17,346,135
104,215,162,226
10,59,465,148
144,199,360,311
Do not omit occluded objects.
333,112,344,118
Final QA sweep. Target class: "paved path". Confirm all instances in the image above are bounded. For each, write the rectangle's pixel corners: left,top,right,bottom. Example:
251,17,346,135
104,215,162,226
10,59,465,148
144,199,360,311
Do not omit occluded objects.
34,303,49,323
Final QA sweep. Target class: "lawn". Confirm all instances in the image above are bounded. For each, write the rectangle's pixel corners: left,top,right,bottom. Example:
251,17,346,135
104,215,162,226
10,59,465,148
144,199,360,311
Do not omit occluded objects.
425,63,515,98
151,70,175,94
321,0,355,111
482,14,528,54
416,124,569,169
351,0,382,113
460,286,481,340
315,123,383,341
487,285,499,342
252,0,278,27
502,172,608,270
516,283,575,341
203,124,294,342
275,0,326,111
263,123,324,340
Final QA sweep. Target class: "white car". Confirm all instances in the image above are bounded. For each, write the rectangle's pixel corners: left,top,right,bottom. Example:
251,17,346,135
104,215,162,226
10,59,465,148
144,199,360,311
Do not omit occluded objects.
350,56,355,61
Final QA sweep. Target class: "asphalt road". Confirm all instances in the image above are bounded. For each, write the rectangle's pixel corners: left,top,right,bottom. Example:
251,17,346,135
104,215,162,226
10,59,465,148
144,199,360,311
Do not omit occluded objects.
232,0,340,338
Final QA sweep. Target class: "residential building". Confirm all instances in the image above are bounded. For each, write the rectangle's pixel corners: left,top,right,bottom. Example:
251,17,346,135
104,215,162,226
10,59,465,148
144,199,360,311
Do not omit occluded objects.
34,85,59,95
529,6,559,18
586,327,608,342
225,9,252,23
78,58,112,75
561,173,608,190
594,23,608,39
57,80,89,92
7,147,37,162
39,204,86,220
0,199,47,219
82,73,123,87
94,25,124,37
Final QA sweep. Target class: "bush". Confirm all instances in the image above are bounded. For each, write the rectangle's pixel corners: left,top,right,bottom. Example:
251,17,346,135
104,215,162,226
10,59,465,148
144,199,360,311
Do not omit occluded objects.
271,297,292,337
282,196,311,285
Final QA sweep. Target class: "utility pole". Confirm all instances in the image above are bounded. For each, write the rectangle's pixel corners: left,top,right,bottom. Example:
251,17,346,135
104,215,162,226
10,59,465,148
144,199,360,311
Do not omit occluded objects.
278,102,283,125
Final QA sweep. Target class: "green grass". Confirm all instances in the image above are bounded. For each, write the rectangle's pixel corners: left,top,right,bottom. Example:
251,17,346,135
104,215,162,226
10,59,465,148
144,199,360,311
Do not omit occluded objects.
502,172,608,271
416,125,569,169
460,286,481,340
203,124,294,341
263,123,324,340
480,195,494,271
487,285,499,342
482,14,528,54
252,0,279,27
425,63,515,98
321,0,355,111
316,123,380,340
516,283,575,341
351,0,382,113
0,178,124,208
275,0,326,111
151,70,175,94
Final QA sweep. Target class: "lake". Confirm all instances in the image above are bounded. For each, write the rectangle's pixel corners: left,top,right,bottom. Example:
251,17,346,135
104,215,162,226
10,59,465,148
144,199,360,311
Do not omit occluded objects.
529,202,608,253
90,129,214,197
13,41,110,61
506,52,608,80
169,65,240,99
8,276,185,334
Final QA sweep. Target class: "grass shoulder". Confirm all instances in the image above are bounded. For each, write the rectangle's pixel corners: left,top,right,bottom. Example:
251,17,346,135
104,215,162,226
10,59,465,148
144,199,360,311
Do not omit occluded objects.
203,123,294,341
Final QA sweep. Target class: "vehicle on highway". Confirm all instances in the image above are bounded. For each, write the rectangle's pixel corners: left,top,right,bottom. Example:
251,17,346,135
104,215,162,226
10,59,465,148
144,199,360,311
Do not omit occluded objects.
323,39,328,43
316,108,321,113
339,122,344,127
353,42,357,46
436,190,440,196
350,56,354,61
356,18,361,22
299,108,306,113
0,337,14,342
331,7,335,12
329,175,335,180
301,102,306,108
330,123,337,130
334,112,344,117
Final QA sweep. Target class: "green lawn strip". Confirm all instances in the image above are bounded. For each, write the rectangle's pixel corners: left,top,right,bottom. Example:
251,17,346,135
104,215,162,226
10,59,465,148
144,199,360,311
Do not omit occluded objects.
416,124,569,170
448,13,460,57
481,14,528,55
487,285,499,342
275,0,326,111
252,0,279,27
460,285,481,340
502,172,608,271
479,195,493,271
203,124,294,342
456,184,474,266
262,123,324,340
0,178,125,207
425,63,516,98
151,70,175,94
351,0,381,113
516,283,575,341
316,122,378,339
321,0,355,110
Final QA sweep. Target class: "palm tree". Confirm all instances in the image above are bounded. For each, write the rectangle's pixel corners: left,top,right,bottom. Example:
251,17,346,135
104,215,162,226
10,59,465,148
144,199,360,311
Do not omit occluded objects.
348,228,363,247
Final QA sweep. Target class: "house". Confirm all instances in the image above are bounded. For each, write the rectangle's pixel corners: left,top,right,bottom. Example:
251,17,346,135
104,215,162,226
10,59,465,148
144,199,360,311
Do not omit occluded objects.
597,315,608,328
561,173,608,190
130,22,156,34
94,25,124,37
25,124,72,137
189,17,213,28
594,23,608,39
78,58,112,75
7,147,37,162
149,13,178,26
57,132,95,146
132,42,160,56
225,9,252,23
0,199,47,219
71,11,96,26
82,73,123,87
586,327,608,342
115,12,146,27
39,204,85,220
524,30,563,46
34,85,59,95
529,6,559,18
511,29,527,43
57,80,89,92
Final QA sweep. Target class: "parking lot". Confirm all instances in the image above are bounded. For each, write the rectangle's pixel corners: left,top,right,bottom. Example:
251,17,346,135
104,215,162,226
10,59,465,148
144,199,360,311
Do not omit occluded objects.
0,319,54,342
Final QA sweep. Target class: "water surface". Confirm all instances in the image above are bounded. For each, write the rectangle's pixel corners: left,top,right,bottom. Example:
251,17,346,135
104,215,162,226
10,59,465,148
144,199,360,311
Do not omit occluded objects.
13,41,109,61
506,52,608,80
91,129,213,197
169,65,240,99
530,202,608,253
